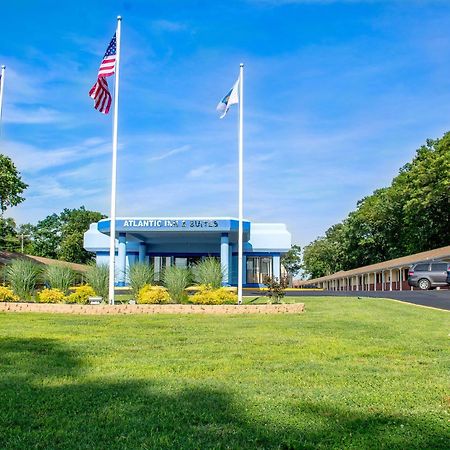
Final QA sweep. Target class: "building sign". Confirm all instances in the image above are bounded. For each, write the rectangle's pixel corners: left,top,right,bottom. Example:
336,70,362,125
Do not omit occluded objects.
97,218,251,234
122,219,219,229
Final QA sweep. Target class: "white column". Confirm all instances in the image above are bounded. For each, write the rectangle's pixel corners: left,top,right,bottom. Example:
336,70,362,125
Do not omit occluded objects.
373,272,377,291
117,232,126,287
273,255,281,280
381,271,385,291
220,234,230,286
399,268,403,291
389,269,393,291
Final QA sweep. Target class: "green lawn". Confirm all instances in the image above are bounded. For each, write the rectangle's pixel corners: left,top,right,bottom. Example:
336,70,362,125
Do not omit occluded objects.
0,297,448,449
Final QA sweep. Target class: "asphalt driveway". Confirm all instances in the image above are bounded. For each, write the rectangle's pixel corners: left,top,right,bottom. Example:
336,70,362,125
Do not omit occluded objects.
247,289,450,311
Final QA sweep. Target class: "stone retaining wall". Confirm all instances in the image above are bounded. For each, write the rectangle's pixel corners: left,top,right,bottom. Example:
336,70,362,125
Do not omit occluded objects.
0,302,305,315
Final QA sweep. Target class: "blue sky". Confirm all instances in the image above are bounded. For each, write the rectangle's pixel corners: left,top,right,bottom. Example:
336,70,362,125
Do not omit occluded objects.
1,0,450,247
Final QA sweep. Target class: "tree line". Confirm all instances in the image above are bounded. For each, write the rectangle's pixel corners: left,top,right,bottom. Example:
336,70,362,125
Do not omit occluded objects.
1,206,105,264
0,154,104,264
302,132,450,279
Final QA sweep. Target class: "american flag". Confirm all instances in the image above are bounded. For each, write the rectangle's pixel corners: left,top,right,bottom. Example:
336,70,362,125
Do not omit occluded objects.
89,33,117,114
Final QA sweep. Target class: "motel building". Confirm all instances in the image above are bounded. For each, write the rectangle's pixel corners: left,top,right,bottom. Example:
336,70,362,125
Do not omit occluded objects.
84,217,291,287
295,245,450,291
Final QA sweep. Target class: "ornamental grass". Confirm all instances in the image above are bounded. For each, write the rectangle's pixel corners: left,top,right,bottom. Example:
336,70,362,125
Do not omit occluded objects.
44,265,76,295
163,266,191,303
85,264,109,302
128,263,155,300
192,257,223,289
6,259,42,301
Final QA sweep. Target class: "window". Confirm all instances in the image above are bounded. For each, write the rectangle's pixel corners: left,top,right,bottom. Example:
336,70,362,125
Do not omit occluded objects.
414,264,429,272
246,256,273,284
153,256,171,281
431,263,447,271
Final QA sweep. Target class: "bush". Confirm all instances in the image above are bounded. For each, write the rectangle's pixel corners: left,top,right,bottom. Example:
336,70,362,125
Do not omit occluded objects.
163,266,191,303
192,257,223,289
37,288,66,303
85,264,109,302
137,285,171,304
189,285,237,305
0,285,19,302
6,259,42,301
128,263,154,300
263,276,289,304
66,285,96,304
44,265,76,295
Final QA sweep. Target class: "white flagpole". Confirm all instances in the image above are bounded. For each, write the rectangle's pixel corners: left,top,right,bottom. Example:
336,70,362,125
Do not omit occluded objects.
237,63,244,305
0,65,6,131
108,16,122,305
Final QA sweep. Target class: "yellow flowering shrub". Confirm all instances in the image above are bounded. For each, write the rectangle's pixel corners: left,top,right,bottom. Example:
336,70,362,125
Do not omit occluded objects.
66,285,96,304
138,285,171,304
189,284,237,305
0,285,19,302
37,288,66,303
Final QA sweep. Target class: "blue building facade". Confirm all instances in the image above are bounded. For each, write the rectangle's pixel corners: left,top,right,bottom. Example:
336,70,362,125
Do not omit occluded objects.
83,217,291,287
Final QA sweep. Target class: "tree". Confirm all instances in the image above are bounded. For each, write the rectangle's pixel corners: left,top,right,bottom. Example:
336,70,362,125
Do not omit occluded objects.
391,135,450,254
16,223,35,253
28,206,105,264
302,131,450,279
0,154,28,215
30,213,61,259
57,207,105,264
302,224,348,279
281,244,302,279
0,217,19,252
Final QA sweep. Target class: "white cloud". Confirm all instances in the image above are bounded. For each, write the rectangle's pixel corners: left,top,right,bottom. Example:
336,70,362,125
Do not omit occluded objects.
148,145,191,162
3,105,68,124
2,138,111,173
151,20,188,33
187,164,216,178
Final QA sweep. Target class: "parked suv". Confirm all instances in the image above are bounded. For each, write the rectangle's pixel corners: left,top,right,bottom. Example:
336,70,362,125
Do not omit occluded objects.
408,261,450,290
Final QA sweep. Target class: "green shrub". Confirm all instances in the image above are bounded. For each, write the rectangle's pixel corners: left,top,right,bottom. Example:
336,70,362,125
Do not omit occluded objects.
189,284,237,305
263,276,289,304
6,259,42,301
66,285,96,304
37,288,66,303
0,285,19,302
137,285,171,304
163,266,191,303
85,264,109,302
44,265,76,295
128,263,154,300
192,257,223,289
